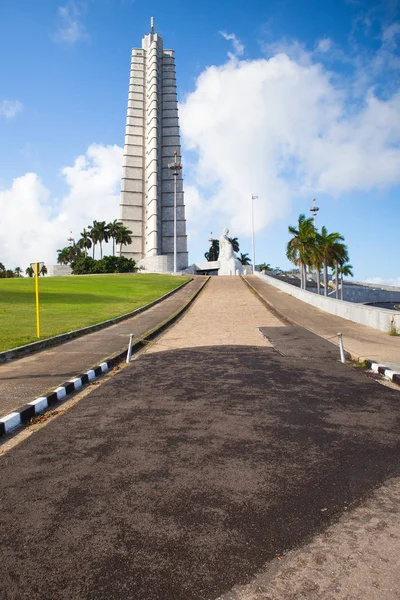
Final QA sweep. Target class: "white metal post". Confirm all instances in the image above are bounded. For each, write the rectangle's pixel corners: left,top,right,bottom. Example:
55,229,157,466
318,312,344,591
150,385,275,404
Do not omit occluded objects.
338,332,346,364
126,333,135,363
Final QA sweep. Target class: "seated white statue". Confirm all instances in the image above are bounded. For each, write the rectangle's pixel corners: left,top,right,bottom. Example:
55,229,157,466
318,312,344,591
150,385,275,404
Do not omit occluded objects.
218,228,243,275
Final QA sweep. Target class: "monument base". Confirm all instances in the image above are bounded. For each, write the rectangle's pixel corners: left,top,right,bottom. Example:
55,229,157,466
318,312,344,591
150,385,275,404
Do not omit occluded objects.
139,254,188,273
218,257,243,276
47,265,72,277
183,261,252,276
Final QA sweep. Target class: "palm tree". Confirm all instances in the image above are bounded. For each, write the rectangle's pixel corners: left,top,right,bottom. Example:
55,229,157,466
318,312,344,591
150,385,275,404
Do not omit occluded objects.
25,266,34,278
317,226,345,296
108,220,123,256
40,264,47,277
309,243,324,295
239,253,251,266
205,239,219,261
286,214,315,290
57,247,71,265
331,242,349,299
228,237,240,253
329,237,349,299
259,263,272,272
116,225,133,254
89,221,110,259
337,263,353,300
77,228,92,257
57,245,80,265
14,267,22,278
88,223,99,259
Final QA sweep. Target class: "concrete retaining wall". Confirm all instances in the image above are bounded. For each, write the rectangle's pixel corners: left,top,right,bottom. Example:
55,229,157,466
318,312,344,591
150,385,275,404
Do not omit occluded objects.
255,272,400,333
47,265,72,277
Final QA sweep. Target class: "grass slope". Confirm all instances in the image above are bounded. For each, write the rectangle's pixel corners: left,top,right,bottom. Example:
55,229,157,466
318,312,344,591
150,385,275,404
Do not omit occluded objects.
0,274,189,352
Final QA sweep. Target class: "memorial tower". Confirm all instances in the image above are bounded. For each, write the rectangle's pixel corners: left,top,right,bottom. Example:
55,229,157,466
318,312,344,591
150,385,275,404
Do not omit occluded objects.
118,18,189,272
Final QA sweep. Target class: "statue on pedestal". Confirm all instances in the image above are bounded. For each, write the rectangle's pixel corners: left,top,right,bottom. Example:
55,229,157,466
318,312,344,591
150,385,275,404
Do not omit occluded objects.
218,228,243,275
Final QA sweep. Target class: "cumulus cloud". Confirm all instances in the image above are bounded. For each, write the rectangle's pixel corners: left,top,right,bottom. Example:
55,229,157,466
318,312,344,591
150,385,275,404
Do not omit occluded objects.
0,144,123,269
53,1,88,44
0,100,23,119
179,52,400,238
219,31,245,57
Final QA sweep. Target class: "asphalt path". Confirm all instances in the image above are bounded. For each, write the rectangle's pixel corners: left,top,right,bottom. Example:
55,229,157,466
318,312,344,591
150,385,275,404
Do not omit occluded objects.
1,340,399,598
0,277,205,416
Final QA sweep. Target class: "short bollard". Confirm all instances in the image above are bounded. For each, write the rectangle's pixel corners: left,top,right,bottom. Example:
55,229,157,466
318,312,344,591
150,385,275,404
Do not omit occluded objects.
126,333,135,363
338,332,346,364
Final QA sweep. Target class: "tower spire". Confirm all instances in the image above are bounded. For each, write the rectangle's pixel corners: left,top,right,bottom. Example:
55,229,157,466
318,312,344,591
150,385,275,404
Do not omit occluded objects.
150,16,155,34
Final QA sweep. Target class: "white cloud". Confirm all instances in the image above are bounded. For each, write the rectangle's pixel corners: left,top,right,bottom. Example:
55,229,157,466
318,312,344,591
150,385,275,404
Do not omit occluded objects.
365,277,400,288
219,31,245,57
53,1,88,44
0,100,23,119
316,37,333,53
382,21,400,47
0,144,123,269
179,52,400,239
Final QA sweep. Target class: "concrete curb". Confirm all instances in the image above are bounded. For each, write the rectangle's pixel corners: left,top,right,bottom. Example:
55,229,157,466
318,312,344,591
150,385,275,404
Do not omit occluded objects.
241,275,296,326
0,277,209,437
0,277,193,363
242,276,400,387
366,360,400,386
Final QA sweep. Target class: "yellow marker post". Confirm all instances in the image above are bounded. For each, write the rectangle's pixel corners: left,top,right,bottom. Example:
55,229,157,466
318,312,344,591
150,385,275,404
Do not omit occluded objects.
34,262,40,338
31,261,43,338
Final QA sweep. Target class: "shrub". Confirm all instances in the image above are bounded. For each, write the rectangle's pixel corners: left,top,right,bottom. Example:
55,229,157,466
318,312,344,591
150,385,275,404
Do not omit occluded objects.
71,255,136,275
71,256,98,275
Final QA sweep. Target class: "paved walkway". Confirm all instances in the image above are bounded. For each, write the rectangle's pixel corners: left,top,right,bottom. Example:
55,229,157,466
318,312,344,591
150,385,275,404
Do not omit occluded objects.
145,276,284,354
0,278,206,416
245,275,400,367
1,276,399,599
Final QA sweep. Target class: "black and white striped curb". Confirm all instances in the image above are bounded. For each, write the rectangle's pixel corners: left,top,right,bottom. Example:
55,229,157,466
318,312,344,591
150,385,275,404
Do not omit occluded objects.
0,276,210,437
366,360,400,385
0,362,110,436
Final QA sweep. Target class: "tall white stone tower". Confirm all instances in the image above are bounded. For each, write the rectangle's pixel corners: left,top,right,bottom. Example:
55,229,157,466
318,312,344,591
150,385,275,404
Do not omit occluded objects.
119,18,188,272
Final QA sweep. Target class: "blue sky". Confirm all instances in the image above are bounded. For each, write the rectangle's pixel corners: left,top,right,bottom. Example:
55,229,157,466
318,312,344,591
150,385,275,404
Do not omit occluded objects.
0,0,399,283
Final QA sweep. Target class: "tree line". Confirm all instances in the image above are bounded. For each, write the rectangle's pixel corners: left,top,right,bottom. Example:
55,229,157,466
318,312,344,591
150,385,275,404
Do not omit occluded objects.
57,220,133,265
0,263,47,278
286,214,353,299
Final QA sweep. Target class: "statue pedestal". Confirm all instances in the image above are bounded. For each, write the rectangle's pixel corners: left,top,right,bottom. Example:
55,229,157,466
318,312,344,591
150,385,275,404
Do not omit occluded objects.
218,256,243,276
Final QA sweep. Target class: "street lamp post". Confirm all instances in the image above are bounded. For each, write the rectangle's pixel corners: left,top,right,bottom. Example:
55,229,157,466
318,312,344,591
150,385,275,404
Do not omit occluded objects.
251,195,258,273
168,151,183,273
310,197,320,293
310,197,319,229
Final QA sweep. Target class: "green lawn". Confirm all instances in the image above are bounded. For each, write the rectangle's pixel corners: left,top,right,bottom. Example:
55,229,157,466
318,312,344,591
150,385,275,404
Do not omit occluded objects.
0,274,189,352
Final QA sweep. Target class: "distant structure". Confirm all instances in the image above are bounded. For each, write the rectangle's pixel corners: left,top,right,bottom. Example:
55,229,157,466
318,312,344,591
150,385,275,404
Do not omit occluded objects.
218,228,243,275
184,228,250,276
118,17,189,272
